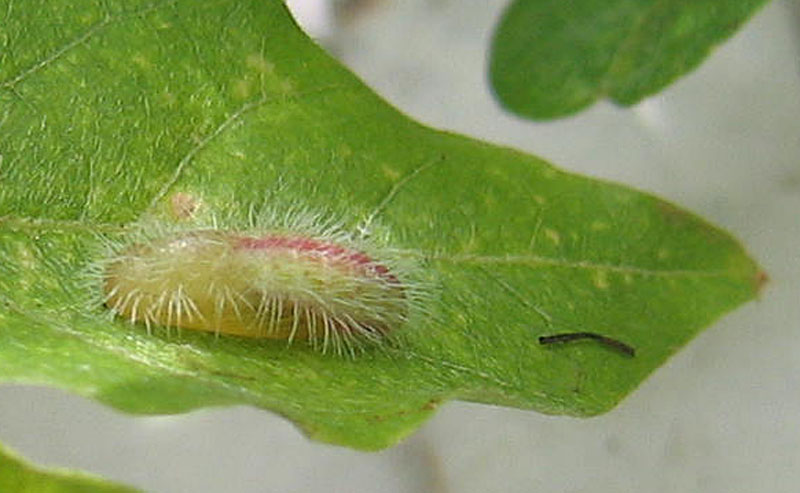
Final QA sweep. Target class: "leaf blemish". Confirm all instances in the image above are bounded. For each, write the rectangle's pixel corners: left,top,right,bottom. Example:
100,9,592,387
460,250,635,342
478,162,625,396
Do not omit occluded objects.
593,270,610,289
544,228,560,245
246,53,273,74
169,192,200,220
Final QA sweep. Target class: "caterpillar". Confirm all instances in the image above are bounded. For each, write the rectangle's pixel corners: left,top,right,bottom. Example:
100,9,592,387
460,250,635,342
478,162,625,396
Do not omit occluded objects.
101,208,419,355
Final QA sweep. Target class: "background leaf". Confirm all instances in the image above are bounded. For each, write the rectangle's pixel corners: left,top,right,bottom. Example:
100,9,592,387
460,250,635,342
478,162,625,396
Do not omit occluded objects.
0,0,762,450
0,442,140,493
489,0,770,119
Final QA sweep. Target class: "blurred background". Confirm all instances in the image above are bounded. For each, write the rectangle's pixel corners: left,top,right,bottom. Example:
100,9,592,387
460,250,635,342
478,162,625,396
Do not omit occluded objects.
1,0,799,491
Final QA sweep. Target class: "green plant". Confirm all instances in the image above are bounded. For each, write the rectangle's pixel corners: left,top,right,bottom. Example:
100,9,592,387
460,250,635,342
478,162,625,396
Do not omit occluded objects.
0,0,766,489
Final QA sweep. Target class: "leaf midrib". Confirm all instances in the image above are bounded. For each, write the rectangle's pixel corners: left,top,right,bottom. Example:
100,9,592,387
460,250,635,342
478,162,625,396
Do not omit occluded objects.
1,215,746,280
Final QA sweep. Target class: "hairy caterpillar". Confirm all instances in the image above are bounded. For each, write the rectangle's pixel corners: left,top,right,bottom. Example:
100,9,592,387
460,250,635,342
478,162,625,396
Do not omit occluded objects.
101,207,419,355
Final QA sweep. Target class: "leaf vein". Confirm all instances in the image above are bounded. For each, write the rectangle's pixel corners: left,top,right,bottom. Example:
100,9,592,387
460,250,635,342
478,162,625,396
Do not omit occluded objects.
147,95,270,210
0,0,175,90
434,253,737,278
359,156,442,234
0,217,742,279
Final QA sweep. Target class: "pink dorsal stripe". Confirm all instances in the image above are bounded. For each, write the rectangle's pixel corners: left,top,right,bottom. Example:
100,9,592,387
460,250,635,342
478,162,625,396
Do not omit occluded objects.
233,235,398,283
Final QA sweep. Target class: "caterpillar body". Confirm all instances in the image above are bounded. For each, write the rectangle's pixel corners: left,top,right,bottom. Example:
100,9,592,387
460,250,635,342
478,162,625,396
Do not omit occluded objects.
103,228,411,354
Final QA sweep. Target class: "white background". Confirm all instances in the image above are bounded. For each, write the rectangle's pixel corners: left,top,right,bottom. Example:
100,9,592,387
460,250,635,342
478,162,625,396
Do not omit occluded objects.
1,0,799,491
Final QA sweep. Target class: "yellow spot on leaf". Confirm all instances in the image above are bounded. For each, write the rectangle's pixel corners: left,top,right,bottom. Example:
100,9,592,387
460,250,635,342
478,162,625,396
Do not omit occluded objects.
131,54,149,68
338,144,353,158
593,270,610,289
246,53,274,74
382,165,401,181
541,168,557,179
280,79,294,94
232,79,252,99
169,193,200,220
160,90,177,107
544,228,560,245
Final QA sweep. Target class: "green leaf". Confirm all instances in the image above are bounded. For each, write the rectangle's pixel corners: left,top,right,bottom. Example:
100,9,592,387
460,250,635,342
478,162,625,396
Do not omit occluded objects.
0,0,762,450
489,0,769,119
0,442,140,493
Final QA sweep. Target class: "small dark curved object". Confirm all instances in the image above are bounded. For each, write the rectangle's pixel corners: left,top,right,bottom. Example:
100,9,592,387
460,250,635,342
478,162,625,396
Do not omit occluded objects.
538,332,636,357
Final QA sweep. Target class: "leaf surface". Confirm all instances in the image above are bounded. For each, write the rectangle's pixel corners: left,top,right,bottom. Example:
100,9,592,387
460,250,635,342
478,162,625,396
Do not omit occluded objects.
0,0,762,450
489,0,769,119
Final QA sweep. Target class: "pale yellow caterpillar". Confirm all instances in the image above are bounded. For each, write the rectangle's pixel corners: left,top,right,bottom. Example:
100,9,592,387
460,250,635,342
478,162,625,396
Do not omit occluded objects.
102,221,417,355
